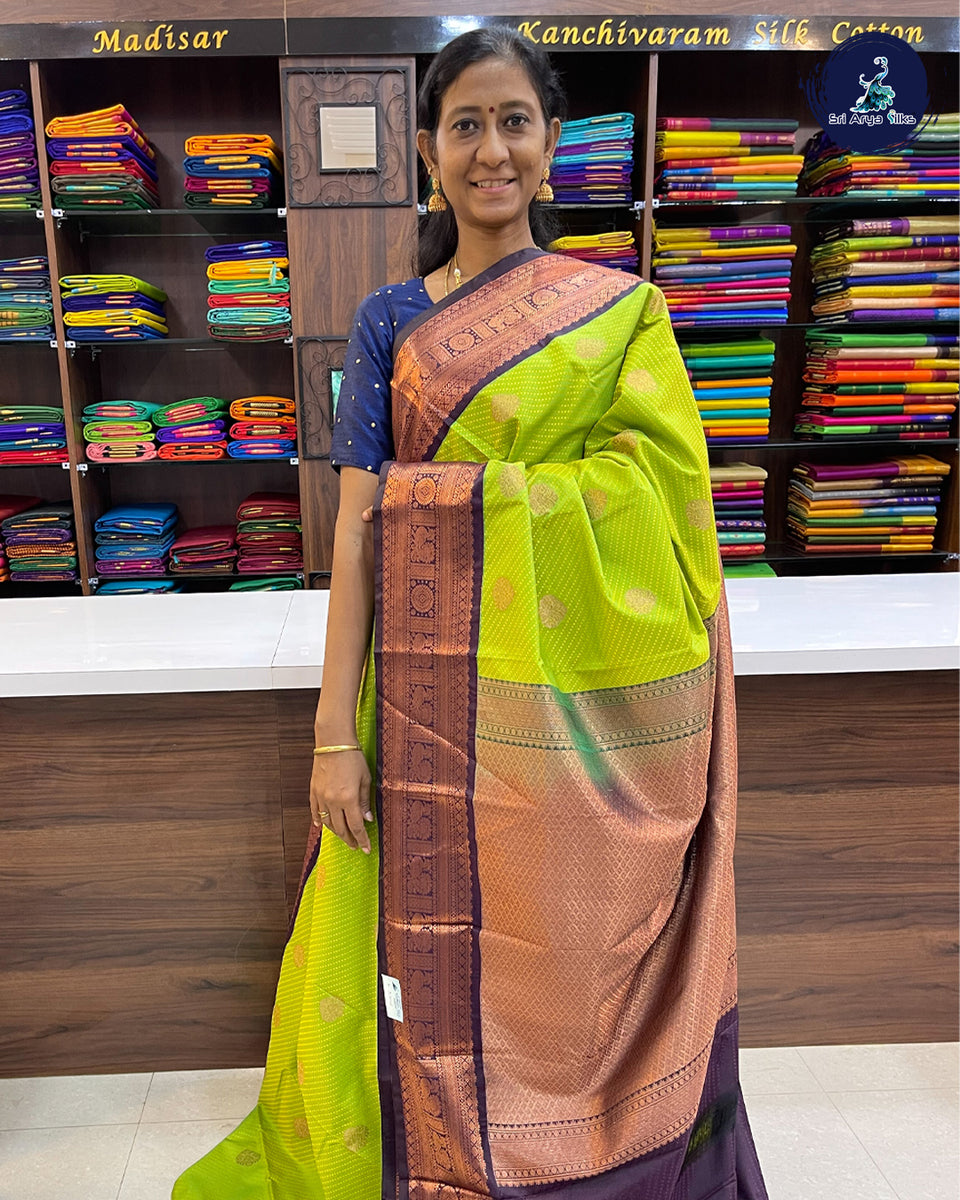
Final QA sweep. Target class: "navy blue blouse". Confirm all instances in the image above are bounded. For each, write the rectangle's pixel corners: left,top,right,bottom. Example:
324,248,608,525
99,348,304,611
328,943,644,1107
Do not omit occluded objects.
330,278,433,474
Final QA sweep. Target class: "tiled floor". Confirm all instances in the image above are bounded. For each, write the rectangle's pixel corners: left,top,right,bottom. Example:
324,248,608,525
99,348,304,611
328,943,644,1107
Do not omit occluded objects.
0,1044,956,1200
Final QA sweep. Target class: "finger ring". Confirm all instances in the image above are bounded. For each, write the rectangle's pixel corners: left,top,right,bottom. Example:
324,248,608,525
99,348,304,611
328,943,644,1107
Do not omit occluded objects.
318,811,330,820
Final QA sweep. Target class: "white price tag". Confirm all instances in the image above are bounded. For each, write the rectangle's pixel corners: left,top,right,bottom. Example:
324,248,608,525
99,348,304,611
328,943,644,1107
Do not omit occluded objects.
381,974,404,1022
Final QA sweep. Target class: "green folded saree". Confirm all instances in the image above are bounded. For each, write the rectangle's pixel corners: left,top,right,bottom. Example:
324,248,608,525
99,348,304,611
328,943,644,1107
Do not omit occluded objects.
0,406,64,422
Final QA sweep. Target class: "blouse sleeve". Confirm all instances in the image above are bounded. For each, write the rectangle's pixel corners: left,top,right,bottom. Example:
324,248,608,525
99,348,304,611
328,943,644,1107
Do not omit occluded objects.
330,291,395,474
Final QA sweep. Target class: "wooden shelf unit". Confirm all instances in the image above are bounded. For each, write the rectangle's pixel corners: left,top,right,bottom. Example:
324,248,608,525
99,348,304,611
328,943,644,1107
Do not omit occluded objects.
0,46,955,594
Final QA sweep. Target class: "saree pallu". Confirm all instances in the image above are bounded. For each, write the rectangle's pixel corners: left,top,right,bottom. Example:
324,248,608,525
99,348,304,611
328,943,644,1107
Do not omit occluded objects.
174,249,767,1200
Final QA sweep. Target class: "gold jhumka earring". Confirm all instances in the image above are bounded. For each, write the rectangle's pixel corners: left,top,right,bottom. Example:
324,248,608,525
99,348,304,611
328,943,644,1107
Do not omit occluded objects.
535,164,554,203
427,175,448,212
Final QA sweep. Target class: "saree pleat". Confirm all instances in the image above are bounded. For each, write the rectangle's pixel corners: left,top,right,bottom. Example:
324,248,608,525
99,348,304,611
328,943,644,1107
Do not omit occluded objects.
173,249,765,1200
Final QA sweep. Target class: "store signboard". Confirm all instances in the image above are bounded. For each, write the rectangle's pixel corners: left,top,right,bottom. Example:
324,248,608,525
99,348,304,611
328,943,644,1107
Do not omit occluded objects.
289,16,960,55
0,20,285,59
0,15,956,60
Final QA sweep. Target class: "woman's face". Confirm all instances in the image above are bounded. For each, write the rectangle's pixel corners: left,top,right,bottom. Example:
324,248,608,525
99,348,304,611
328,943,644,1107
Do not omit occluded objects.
420,57,560,237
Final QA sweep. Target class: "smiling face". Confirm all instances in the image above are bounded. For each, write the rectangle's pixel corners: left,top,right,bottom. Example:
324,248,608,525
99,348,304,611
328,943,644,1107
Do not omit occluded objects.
418,56,561,243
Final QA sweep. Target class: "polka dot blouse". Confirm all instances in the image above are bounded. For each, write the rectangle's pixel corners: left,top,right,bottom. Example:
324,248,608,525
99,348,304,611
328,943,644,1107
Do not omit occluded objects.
330,280,433,474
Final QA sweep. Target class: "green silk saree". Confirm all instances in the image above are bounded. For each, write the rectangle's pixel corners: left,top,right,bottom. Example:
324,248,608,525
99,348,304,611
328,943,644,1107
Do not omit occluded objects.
174,248,766,1200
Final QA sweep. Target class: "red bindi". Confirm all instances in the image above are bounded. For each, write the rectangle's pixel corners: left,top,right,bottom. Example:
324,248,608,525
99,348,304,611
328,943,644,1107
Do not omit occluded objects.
489,106,495,113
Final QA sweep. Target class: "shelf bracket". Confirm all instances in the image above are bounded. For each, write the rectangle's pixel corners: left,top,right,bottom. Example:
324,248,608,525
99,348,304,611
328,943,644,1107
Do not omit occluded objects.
75,463,88,475
278,207,287,218
289,456,299,466
632,201,644,213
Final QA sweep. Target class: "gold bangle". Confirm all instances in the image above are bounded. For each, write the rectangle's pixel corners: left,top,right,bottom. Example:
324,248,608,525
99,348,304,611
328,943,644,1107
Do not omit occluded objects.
313,744,362,755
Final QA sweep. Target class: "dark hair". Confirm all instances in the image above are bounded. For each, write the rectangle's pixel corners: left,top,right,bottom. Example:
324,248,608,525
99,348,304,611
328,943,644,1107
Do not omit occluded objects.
415,26,566,276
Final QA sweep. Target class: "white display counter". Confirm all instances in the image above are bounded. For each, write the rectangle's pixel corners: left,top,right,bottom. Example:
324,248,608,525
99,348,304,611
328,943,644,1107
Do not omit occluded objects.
0,574,956,697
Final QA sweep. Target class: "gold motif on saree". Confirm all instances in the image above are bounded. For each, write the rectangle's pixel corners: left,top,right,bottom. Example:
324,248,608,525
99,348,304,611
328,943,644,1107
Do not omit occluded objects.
528,481,559,515
583,487,608,519
625,587,658,614
490,392,521,422
686,498,714,530
575,335,607,359
497,463,526,497
343,1125,370,1153
318,996,344,1022
538,594,567,627
493,576,515,611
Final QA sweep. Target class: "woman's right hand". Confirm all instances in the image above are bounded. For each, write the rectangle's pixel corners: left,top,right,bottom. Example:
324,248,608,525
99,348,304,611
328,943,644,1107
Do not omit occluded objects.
310,750,374,854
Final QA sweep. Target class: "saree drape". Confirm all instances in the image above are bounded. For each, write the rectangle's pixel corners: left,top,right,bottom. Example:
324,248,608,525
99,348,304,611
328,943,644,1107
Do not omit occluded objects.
173,248,766,1200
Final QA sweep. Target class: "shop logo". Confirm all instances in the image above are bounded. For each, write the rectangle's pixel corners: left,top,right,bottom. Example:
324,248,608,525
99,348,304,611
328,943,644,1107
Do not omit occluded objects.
803,31,931,152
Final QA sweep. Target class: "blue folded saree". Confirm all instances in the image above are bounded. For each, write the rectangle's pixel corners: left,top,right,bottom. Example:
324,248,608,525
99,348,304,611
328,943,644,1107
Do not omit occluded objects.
94,502,178,536
204,240,288,263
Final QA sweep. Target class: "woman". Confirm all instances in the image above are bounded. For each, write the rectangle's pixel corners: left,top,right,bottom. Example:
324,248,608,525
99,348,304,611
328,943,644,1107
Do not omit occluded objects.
174,26,768,1200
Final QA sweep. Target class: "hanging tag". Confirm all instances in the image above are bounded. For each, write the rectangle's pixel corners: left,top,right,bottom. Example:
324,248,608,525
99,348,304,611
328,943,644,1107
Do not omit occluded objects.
381,974,404,1022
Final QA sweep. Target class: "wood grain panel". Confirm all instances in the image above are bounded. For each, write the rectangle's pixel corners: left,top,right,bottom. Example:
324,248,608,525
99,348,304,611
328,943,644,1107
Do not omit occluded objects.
282,55,418,572
0,0,281,18
0,690,289,1077
0,669,956,1075
734,671,959,1047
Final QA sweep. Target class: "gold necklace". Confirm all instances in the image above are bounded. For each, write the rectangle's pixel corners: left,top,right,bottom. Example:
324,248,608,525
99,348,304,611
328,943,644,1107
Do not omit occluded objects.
443,253,463,297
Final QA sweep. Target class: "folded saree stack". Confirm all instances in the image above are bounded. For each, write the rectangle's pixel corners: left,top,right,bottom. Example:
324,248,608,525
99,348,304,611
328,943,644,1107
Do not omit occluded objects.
59,273,168,340
0,494,42,581
45,104,159,209
796,327,958,441
0,403,67,463
655,117,802,200
548,112,634,203
83,399,160,462
680,337,776,443
169,525,238,574
94,502,178,577
235,490,302,573
0,89,42,210
0,256,54,341
152,396,229,460
809,215,959,323
206,241,291,341
548,230,638,273
709,462,768,559
227,575,302,591
799,113,960,198
97,579,182,594
183,134,283,208
787,455,951,554
227,395,296,458
652,223,796,326
1,502,77,580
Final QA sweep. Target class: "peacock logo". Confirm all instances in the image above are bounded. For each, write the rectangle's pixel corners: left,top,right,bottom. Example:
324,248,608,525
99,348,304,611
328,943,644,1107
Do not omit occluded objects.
850,56,896,114
803,30,931,151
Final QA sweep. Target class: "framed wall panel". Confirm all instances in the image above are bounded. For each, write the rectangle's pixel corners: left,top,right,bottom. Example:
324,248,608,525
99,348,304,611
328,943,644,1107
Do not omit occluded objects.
282,65,414,207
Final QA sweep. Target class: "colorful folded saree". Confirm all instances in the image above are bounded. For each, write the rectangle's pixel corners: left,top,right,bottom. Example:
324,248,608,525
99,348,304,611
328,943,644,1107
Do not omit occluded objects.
156,443,227,460
174,248,765,1200
228,575,303,591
